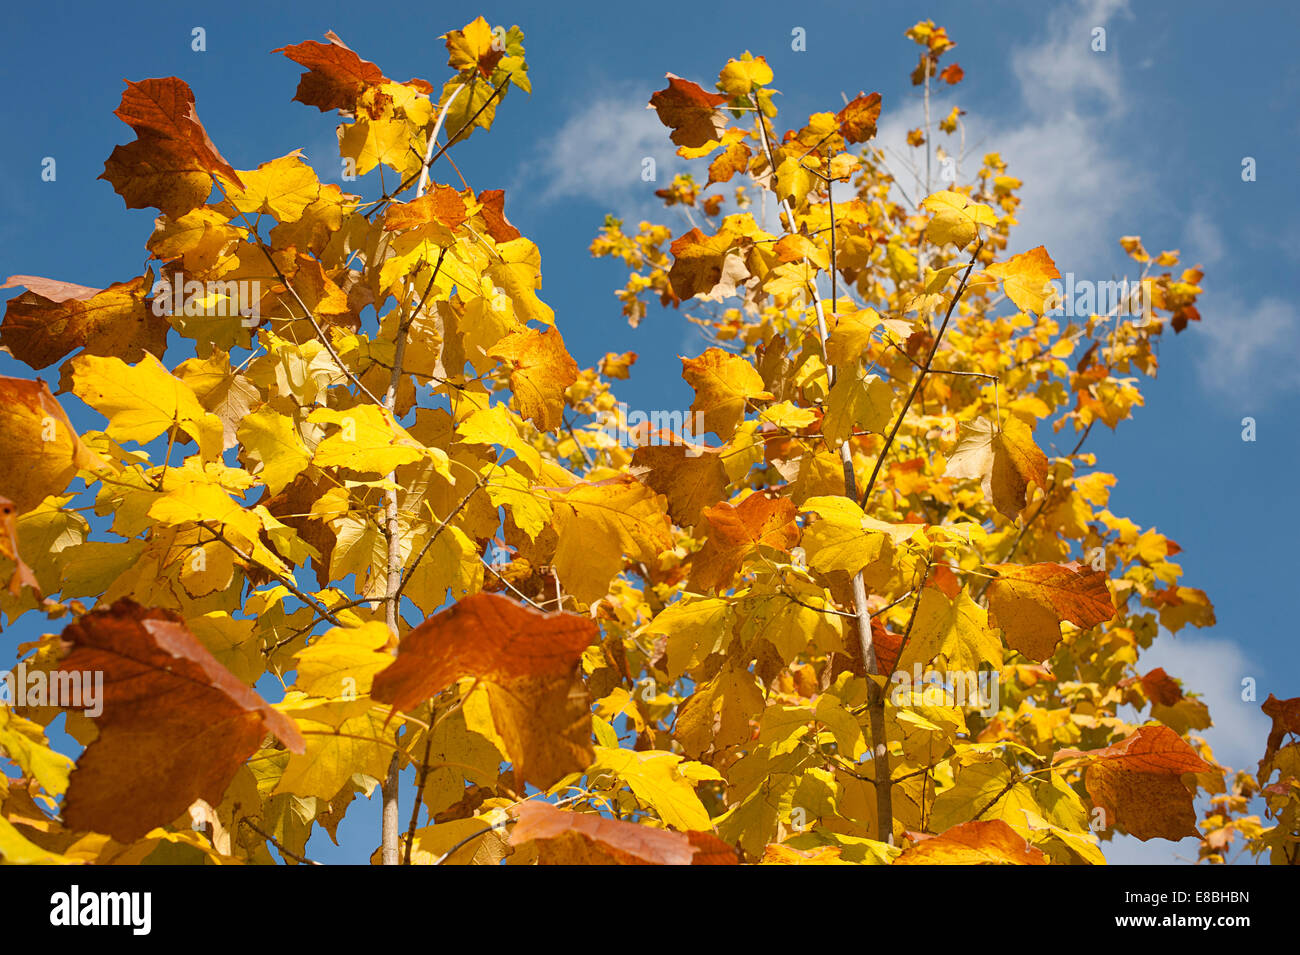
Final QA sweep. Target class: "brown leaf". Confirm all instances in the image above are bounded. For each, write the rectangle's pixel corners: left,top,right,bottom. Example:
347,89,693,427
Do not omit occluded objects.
1260,693,1300,780
648,74,729,149
1055,724,1210,841
689,492,798,592
1140,667,1183,707
1,273,169,370
99,78,243,219
985,561,1114,661
58,599,304,842
836,91,883,144
893,820,1047,864
668,228,750,302
631,444,728,529
371,593,597,788
510,801,726,865
274,31,387,113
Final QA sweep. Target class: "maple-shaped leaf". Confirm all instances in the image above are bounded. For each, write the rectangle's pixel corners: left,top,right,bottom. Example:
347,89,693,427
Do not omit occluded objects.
630,443,728,528
985,246,1060,317
1,273,169,370
58,599,304,842
475,189,521,242
800,495,921,577
761,844,852,865
100,77,243,219
920,190,997,249
225,151,322,224
674,663,765,757
487,327,579,433
382,185,472,235
668,228,750,302
547,475,674,605
893,820,1048,864
690,492,798,592
985,561,1115,661
274,31,387,112
681,348,772,440
371,593,598,788
897,584,1003,673
0,377,105,513
717,55,773,97
824,370,893,443
509,801,735,865
1054,724,1211,841
706,130,752,187
1139,667,1183,707
944,415,1048,520
649,74,728,149
443,16,504,78
836,91,883,144
70,352,225,462
1259,693,1300,780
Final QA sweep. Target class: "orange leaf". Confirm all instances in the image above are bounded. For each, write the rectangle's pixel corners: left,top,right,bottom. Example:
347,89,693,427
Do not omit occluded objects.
631,444,728,528
382,185,472,234
371,593,597,787
58,599,304,842
476,189,521,243
487,327,580,432
985,561,1114,661
836,91,882,144
0,376,106,513
985,246,1060,317
894,820,1047,865
100,78,243,218
509,801,733,864
649,74,728,149
690,492,798,592
1055,724,1210,841
0,496,38,597
372,592,596,712
274,31,387,113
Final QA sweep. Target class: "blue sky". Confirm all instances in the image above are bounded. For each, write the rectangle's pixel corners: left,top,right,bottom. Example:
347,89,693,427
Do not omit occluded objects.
1,0,1296,864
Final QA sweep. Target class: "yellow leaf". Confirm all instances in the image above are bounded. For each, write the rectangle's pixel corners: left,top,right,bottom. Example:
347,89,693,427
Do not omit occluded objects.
590,746,713,831
921,190,997,248
71,352,224,461
985,246,1061,316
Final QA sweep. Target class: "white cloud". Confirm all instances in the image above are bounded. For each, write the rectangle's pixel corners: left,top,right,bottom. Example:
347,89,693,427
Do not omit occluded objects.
1010,0,1129,115
1193,294,1300,401
522,87,688,220
870,0,1140,273
1181,211,1226,266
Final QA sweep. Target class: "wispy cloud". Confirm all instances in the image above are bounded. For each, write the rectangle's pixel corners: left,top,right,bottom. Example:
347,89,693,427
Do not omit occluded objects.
873,0,1139,273
1193,294,1300,402
521,85,687,220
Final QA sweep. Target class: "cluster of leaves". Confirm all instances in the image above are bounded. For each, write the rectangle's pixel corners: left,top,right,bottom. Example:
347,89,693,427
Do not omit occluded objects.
0,17,1290,866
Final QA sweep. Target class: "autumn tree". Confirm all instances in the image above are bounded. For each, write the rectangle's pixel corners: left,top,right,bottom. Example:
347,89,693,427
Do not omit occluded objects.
0,16,1285,866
